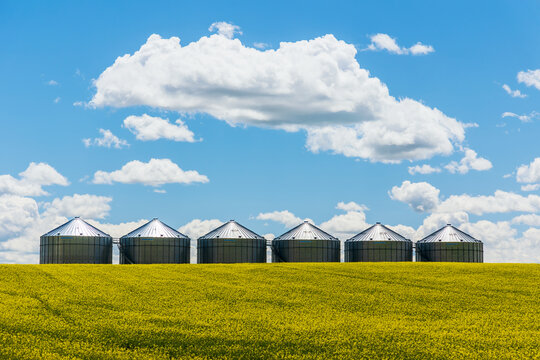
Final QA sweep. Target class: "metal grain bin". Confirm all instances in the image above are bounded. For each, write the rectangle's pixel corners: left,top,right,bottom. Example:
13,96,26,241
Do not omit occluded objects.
345,222,412,262
416,224,483,263
40,217,112,264
119,218,190,264
197,220,266,264
272,221,340,262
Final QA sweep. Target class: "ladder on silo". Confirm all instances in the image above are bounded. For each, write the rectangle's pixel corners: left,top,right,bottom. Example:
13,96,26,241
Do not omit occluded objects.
266,240,286,262
113,238,135,264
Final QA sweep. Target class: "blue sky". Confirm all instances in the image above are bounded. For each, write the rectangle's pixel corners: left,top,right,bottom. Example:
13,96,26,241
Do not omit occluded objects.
1,0,540,263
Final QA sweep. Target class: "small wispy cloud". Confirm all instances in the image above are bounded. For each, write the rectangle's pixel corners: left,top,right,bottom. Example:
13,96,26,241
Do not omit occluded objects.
408,164,442,175
521,184,540,192
47,80,58,86
502,111,539,123
74,68,85,80
54,97,61,104
366,33,434,55
502,84,526,98
83,129,129,149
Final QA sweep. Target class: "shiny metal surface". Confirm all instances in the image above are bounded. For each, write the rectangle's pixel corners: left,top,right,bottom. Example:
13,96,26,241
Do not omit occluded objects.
273,221,338,241
345,241,412,262
198,220,264,240
42,217,110,237
345,222,412,262
119,219,190,264
121,218,189,239
416,242,483,262
418,224,481,243
197,220,266,263
347,222,411,242
119,238,190,264
416,224,483,262
272,222,340,262
40,218,112,264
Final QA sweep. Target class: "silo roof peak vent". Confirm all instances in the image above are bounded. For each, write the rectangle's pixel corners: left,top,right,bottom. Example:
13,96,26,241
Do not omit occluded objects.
275,222,337,241
121,219,188,239
418,224,481,243
346,223,410,242
42,217,110,237
199,220,264,240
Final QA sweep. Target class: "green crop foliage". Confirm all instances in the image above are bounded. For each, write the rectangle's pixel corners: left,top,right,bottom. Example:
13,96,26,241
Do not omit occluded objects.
0,263,538,359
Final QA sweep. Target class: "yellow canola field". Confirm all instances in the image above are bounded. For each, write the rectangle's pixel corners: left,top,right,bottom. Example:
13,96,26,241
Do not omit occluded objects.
0,263,538,359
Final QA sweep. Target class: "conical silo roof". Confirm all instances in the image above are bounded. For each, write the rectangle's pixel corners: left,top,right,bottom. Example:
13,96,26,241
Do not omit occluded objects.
121,218,189,239
418,224,481,243
275,221,338,241
347,222,411,242
42,217,110,237
198,220,264,240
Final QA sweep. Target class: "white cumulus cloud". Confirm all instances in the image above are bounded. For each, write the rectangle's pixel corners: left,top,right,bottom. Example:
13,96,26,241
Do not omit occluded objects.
437,191,540,215
42,194,112,219
208,21,242,39
123,114,196,142
516,158,540,184
461,221,540,263
367,33,434,55
0,162,69,196
389,180,440,212
0,195,39,237
90,28,466,163
517,69,540,90
92,158,209,186
83,129,129,148
391,180,540,216
521,184,540,192
388,179,540,262
335,201,368,212
408,42,435,55
511,214,540,227
444,148,492,174
178,218,224,240
319,210,369,240
256,210,303,228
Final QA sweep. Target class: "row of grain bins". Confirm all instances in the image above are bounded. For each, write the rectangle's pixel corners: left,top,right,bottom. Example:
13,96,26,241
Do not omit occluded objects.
40,218,483,264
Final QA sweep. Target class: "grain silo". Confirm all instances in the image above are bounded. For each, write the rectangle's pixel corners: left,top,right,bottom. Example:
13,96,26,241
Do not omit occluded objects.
416,224,483,262
40,217,112,264
119,218,190,264
272,221,340,262
197,220,266,263
345,222,412,262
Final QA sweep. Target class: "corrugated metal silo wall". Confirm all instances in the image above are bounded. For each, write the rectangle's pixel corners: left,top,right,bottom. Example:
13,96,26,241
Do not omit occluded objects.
415,242,483,262
40,236,112,264
119,238,190,264
197,238,266,263
271,239,340,262
344,241,412,262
